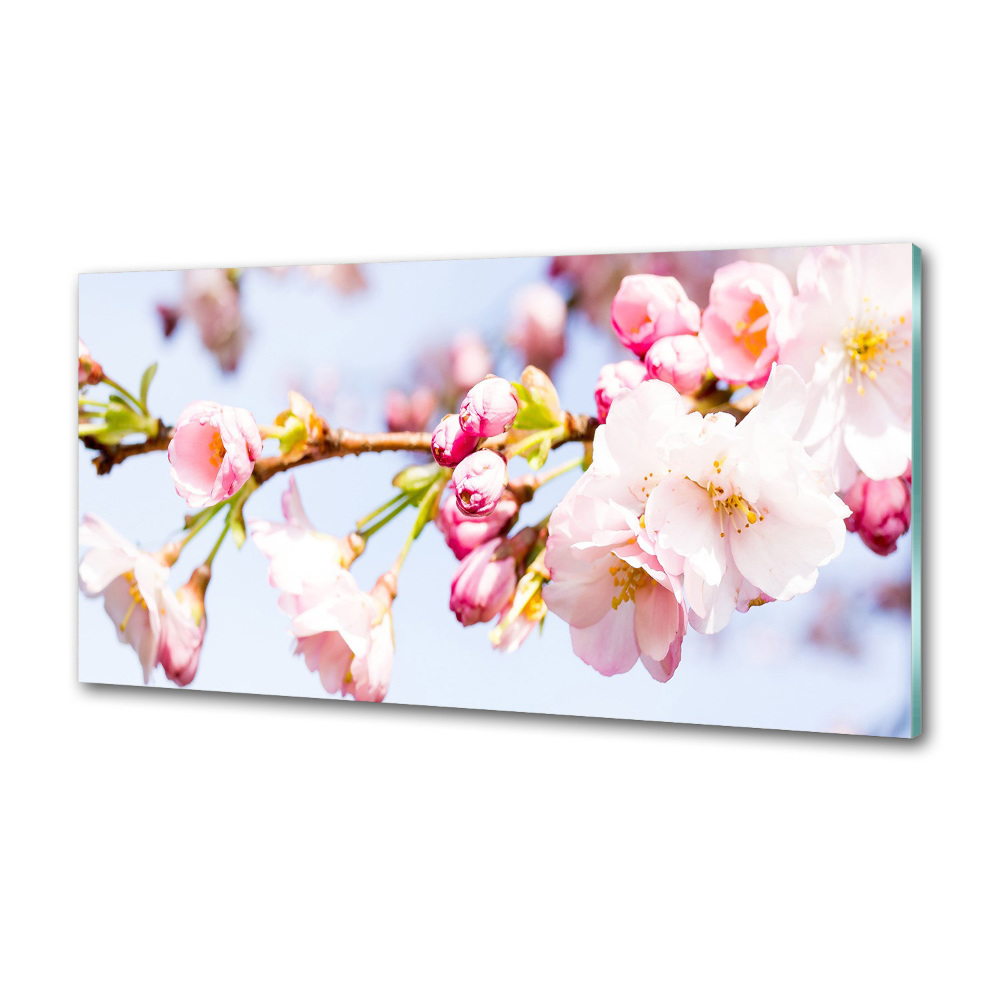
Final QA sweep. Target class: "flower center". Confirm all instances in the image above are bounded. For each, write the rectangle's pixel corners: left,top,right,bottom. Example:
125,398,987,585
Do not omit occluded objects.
700,460,764,537
119,570,148,633
608,559,647,610
841,301,909,394
208,431,226,470
733,297,770,358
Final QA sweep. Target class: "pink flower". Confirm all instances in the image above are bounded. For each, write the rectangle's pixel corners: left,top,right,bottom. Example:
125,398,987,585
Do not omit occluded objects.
594,359,647,422
78,339,103,387
249,479,391,702
630,369,849,633
449,538,517,626
430,413,479,468
644,334,709,395
249,476,364,598
507,283,567,371
700,261,793,388
79,515,175,683
168,400,263,508
300,263,366,293
290,572,397,703
459,376,519,437
158,565,209,687
843,467,912,556
610,274,701,357
544,476,687,682
453,450,508,517
181,269,250,372
386,386,437,433
435,482,519,559
450,330,492,392
778,244,912,489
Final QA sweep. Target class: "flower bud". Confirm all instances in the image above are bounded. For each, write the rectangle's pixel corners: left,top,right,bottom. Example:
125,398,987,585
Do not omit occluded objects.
78,339,103,387
450,330,492,392
449,537,517,626
594,360,647,422
644,334,709,395
430,413,478,468
843,469,912,557
610,274,700,358
156,304,181,338
385,386,437,433
167,400,263,508
459,376,519,437
508,283,567,371
159,565,210,688
453,450,508,517
436,482,519,559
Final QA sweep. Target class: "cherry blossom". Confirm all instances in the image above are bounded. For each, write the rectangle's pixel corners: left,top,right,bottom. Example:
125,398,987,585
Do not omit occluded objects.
779,244,913,488
545,474,687,682
79,515,175,683
700,261,792,388
610,274,701,358
168,400,263,508
639,368,850,633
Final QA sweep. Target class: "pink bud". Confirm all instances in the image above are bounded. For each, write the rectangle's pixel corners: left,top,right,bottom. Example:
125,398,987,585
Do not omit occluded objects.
700,261,792,387
156,303,181,338
450,330,492,392
843,470,912,557
594,360,647,422
386,386,437,432
459,376,520,438
644,334,709,395
167,400,263,508
430,413,479,468
610,274,701,358
436,482,519,559
449,537,517,626
453,450,508,517
158,565,209,687
78,339,103,387
508,283,567,371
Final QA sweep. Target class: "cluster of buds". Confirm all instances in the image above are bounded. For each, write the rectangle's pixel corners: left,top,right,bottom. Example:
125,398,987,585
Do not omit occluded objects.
448,525,547,651
430,375,520,518
597,273,711,421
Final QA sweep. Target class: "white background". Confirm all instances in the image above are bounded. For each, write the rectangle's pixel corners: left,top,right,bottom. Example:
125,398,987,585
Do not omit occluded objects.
2,2,994,997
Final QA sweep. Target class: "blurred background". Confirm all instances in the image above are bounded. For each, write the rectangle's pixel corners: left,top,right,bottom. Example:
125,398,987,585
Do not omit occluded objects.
78,248,913,736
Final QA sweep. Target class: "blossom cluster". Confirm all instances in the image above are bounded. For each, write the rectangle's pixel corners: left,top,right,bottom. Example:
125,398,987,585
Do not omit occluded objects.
79,245,914,703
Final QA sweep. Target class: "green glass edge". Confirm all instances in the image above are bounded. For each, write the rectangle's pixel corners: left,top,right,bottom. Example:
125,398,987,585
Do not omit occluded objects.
911,245,922,737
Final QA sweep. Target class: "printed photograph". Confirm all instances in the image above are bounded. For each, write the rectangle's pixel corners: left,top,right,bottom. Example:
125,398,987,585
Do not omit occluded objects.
78,245,919,736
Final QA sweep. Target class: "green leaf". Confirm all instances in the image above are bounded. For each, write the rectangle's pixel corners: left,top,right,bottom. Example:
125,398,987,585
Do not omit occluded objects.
511,381,531,404
524,435,551,471
411,478,445,539
392,463,441,495
513,401,561,432
228,505,247,549
106,393,135,412
138,363,158,411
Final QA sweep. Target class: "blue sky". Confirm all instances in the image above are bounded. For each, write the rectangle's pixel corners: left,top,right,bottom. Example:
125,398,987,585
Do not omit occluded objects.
78,254,913,736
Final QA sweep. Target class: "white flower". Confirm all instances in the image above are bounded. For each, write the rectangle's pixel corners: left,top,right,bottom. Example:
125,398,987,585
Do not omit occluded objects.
640,369,850,633
79,515,174,682
779,244,913,489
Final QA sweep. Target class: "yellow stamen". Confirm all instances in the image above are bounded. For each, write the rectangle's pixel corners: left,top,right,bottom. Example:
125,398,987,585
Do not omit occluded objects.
608,560,647,611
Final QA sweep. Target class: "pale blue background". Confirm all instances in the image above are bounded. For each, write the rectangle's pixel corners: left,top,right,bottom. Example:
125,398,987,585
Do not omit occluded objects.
78,256,912,736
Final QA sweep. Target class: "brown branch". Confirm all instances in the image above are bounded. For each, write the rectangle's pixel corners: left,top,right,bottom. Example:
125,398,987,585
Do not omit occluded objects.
84,420,173,475
251,428,435,485
84,411,603,479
